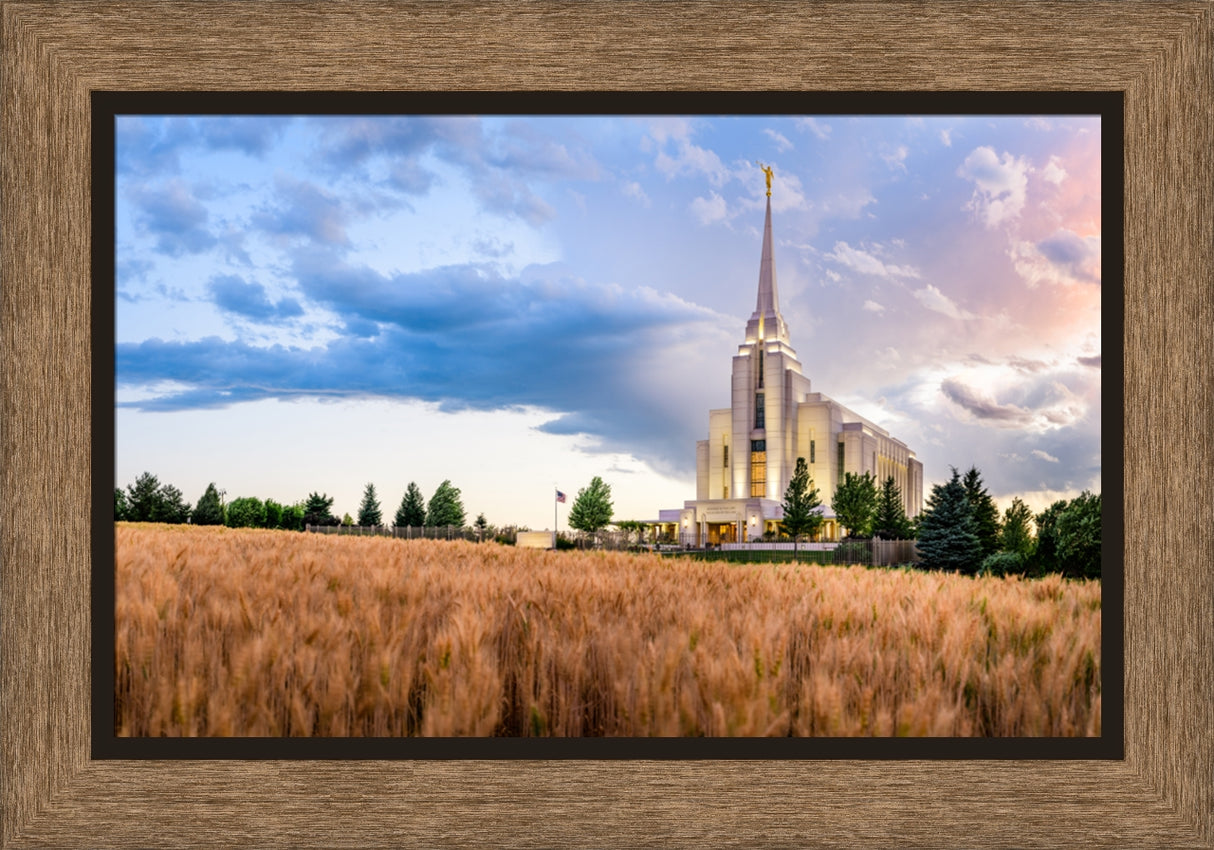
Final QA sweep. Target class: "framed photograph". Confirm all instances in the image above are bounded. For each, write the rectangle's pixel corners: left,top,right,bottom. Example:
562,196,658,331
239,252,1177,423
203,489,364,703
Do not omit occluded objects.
3,3,1210,847
94,92,1118,762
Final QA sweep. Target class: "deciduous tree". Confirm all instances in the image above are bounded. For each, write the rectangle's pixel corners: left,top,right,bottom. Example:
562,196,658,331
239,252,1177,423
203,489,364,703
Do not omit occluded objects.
425,480,466,528
999,497,1035,561
831,471,877,539
226,496,266,529
1057,491,1102,579
568,476,613,533
1032,499,1069,576
264,499,284,530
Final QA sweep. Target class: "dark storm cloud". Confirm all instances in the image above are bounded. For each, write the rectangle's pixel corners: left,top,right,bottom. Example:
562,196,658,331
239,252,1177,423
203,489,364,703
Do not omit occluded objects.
117,259,724,475
940,377,1034,425
208,274,303,322
1078,354,1101,369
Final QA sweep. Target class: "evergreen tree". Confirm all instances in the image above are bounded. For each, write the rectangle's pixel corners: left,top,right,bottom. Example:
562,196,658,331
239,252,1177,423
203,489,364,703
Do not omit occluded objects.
962,466,1001,561
302,491,338,527
567,476,613,532
191,483,225,526
357,482,383,527
916,468,982,574
114,488,130,522
999,497,1035,560
156,484,192,524
225,496,266,529
872,475,914,540
474,512,489,541
1056,491,1102,579
831,471,878,539
780,457,823,551
125,472,164,522
425,480,466,528
395,482,427,527
341,512,355,527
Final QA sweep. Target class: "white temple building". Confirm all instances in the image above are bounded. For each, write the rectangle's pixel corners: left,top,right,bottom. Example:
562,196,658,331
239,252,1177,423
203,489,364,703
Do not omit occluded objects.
660,179,923,546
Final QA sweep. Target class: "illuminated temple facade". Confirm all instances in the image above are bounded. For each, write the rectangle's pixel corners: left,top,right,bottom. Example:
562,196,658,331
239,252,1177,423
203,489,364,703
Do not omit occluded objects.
664,190,923,545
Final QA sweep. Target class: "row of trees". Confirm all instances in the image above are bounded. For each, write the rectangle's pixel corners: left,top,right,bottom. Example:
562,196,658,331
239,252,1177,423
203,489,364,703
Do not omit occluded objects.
114,473,483,534
914,468,1101,579
779,461,1101,579
779,461,916,547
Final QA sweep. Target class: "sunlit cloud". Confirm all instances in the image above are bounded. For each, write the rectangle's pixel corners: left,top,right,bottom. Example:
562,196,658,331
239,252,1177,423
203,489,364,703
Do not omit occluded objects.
913,284,975,320
957,146,1031,228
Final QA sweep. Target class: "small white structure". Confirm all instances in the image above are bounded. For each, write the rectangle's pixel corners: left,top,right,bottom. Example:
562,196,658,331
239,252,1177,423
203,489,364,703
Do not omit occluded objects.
666,179,923,546
517,531,556,550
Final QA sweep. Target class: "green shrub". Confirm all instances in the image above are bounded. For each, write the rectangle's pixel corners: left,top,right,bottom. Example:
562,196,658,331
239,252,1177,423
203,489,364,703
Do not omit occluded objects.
980,551,1025,577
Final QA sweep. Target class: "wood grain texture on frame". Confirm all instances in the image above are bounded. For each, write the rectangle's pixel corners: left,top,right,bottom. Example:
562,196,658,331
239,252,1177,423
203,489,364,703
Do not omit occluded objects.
1,2,1210,847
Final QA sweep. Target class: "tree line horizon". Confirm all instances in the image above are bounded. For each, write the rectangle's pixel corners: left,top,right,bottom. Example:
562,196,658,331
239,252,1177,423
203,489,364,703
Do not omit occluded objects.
114,463,1101,579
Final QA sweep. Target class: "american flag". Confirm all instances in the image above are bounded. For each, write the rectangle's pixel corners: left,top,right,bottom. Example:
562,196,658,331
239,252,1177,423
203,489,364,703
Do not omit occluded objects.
556,490,566,503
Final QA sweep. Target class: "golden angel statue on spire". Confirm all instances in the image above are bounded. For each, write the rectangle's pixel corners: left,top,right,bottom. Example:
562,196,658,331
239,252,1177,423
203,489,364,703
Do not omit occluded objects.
756,161,774,197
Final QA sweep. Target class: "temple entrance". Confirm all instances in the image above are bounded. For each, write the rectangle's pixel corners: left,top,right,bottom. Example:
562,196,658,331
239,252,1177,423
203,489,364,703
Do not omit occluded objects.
706,522,737,545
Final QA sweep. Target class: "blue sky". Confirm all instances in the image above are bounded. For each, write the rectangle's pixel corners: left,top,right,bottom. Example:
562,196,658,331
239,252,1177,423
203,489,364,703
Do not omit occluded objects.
115,113,1102,529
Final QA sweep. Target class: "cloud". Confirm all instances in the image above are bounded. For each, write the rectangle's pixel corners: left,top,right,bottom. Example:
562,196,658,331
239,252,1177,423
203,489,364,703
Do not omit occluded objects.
690,192,728,225
654,139,731,186
1042,156,1067,185
794,117,832,140
116,116,292,176
622,181,651,207
862,300,885,313
825,241,919,280
957,146,1031,228
940,378,1034,426
1031,449,1060,463
938,374,1089,432
1009,228,1101,288
118,258,732,477
251,176,351,246
763,128,793,152
313,116,596,225
208,274,304,322
913,285,975,320
126,179,218,256
881,145,909,172
1078,354,1101,369
939,129,952,147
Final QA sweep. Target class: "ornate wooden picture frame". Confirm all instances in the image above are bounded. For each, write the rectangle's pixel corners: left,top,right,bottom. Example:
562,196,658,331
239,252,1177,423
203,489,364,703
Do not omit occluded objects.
3,3,1210,846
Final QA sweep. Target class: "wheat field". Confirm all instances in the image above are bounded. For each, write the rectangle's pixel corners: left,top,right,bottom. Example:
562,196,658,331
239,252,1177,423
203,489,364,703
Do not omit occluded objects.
114,523,1101,737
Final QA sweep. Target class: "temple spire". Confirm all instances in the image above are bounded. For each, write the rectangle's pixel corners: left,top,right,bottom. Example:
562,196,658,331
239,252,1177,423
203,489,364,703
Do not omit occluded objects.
755,195,780,318
745,185,790,347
